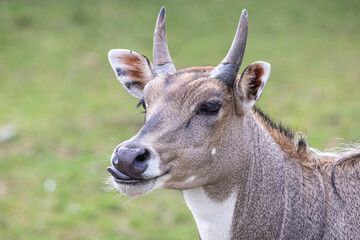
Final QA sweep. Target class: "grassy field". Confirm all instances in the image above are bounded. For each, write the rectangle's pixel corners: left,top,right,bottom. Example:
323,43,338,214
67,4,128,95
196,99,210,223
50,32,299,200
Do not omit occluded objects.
0,0,359,239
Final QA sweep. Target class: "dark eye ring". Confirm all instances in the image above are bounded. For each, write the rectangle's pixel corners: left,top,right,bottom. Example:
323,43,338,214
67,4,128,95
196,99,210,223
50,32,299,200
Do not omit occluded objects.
197,101,221,116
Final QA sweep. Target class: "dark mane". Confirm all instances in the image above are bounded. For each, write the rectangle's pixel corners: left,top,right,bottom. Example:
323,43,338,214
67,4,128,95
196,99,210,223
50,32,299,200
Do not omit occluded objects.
253,106,360,198
253,106,296,140
252,106,312,165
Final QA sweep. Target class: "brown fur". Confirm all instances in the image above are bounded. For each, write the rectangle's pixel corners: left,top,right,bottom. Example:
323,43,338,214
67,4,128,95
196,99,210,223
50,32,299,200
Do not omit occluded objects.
252,106,360,175
242,65,264,99
252,107,314,166
177,66,215,73
117,55,147,86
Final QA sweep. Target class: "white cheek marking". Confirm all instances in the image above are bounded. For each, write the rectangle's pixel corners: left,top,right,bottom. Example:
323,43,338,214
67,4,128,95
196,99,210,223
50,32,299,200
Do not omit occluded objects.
185,176,196,183
182,188,237,240
211,148,216,156
190,104,197,112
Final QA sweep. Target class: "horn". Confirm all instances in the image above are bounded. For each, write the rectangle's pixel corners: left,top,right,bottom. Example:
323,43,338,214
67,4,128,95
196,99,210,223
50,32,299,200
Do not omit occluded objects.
209,9,248,87
153,7,176,76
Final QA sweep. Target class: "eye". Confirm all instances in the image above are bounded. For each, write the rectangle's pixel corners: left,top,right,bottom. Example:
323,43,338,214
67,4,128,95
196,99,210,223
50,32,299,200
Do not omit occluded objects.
197,101,221,116
136,98,147,113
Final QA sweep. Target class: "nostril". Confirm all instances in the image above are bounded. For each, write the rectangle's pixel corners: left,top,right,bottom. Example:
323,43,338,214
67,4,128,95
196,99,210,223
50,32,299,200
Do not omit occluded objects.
135,149,149,162
133,148,149,172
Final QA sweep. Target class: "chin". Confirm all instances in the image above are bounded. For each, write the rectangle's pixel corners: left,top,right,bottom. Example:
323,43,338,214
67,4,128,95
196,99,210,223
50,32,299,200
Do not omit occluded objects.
110,174,170,198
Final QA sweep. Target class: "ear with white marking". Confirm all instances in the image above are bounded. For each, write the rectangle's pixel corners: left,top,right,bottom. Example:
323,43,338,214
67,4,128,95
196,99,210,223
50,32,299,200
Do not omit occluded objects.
108,49,154,98
234,61,270,113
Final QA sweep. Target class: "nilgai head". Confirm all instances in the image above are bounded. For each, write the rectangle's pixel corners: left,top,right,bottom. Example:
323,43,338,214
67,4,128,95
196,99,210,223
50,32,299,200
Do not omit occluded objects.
107,7,270,198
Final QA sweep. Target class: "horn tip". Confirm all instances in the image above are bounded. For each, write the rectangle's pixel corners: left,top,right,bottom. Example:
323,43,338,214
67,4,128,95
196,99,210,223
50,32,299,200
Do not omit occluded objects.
242,9,248,17
158,7,166,21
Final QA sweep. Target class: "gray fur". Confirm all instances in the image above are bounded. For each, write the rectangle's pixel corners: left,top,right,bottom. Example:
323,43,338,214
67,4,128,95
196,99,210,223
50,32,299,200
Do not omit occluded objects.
228,113,360,239
108,67,360,239
107,8,360,239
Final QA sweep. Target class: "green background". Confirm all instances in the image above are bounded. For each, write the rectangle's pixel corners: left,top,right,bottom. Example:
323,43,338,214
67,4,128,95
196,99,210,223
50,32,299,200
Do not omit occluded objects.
0,0,359,239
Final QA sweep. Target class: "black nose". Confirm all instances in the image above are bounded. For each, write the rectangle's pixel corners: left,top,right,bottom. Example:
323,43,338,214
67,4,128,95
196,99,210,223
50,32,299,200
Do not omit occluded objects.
111,147,150,179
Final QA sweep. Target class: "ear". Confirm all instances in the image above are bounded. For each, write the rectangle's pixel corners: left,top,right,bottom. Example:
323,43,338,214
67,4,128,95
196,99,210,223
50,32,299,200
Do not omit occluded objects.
234,61,271,113
108,49,155,98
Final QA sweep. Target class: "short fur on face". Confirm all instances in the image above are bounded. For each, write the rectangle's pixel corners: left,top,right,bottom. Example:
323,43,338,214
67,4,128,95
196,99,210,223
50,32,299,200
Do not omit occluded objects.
108,49,273,196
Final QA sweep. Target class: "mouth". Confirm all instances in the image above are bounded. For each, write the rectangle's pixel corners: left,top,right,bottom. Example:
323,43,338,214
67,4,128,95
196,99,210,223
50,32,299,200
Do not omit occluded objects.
107,166,169,184
107,167,143,184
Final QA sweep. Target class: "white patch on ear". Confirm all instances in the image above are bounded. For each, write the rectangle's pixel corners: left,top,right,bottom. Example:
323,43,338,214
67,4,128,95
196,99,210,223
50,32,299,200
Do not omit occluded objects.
108,49,154,98
236,61,271,112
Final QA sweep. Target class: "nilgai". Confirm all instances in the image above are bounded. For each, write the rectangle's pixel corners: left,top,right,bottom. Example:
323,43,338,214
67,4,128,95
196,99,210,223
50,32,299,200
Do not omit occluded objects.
106,7,360,239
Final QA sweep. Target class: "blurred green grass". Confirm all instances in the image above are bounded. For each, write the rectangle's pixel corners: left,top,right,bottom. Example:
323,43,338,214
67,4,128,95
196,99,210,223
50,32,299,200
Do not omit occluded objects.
0,0,359,239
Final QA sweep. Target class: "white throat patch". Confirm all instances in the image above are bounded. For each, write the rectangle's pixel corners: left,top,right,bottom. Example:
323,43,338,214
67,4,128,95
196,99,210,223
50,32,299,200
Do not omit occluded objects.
182,187,236,240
